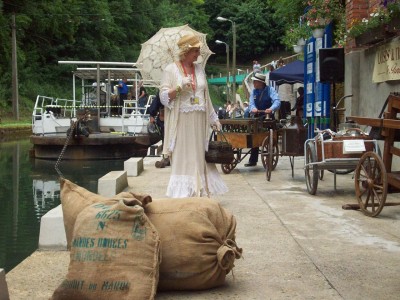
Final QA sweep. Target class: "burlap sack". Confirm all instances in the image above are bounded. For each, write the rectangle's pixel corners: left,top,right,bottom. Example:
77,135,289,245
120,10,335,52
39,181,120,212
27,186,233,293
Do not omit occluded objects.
52,198,161,300
60,179,150,249
143,197,243,291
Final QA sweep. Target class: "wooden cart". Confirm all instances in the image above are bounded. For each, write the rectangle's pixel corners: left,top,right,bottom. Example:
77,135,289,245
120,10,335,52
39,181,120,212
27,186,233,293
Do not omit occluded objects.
216,118,276,174
217,117,307,181
347,92,400,217
304,129,378,195
262,116,308,181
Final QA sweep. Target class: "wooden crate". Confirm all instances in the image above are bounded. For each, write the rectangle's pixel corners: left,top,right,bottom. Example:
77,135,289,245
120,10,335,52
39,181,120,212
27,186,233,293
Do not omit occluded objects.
316,135,374,161
217,132,267,149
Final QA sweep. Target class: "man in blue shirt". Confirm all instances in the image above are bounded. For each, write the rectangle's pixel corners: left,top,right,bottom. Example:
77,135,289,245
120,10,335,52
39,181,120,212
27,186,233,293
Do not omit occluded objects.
245,72,280,167
117,77,128,115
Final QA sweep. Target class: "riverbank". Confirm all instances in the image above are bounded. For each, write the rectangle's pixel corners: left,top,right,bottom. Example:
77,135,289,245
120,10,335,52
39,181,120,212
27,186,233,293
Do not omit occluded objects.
0,124,31,141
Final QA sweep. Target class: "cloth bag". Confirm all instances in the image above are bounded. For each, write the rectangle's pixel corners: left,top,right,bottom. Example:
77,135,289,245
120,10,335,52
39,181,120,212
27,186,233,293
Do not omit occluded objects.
205,131,234,164
143,197,242,291
60,179,153,249
52,197,161,300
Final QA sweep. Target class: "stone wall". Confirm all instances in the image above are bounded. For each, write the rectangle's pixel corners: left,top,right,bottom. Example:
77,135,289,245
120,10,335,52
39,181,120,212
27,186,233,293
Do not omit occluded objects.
344,38,400,169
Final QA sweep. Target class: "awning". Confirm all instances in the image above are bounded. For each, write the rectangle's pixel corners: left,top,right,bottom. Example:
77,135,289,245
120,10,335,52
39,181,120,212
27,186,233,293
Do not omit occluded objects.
208,73,247,85
269,60,305,85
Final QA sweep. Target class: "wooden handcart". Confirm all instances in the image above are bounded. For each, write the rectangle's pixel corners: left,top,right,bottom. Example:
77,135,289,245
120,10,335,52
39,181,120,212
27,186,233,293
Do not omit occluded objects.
346,92,400,217
304,128,378,195
217,118,276,174
218,117,308,181
262,116,308,181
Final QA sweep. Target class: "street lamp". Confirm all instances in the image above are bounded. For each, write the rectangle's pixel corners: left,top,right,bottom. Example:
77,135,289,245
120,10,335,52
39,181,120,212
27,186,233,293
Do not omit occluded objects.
217,16,236,102
215,39,230,103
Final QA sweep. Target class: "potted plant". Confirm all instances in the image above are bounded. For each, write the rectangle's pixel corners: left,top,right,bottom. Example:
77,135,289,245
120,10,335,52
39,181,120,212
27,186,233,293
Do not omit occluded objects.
347,1,400,46
282,24,311,52
306,0,343,38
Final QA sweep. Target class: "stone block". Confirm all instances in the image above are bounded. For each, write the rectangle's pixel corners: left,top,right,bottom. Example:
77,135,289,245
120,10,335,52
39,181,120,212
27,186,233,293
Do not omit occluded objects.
124,157,144,177
98,170,128,197
147,141,162,157
38,205,67,250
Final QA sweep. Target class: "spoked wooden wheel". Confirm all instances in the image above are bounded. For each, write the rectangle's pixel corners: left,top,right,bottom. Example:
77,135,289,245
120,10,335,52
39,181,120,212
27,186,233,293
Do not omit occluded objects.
221,148,241,174
305,141,319,195
355,152,387,217
328,169,354,175
261,130,279,181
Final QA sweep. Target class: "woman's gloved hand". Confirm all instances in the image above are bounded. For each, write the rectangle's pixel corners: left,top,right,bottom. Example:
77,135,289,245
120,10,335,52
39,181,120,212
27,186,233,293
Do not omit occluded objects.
178,76,192,91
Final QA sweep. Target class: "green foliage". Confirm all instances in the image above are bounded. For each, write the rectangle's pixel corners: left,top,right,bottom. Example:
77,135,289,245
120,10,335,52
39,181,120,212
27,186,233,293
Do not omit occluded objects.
305,0,343,29
208,84,225,106
347,1,400,38
0,0,291,118
210,0,284,62
281,24,311,49
267,0,305,25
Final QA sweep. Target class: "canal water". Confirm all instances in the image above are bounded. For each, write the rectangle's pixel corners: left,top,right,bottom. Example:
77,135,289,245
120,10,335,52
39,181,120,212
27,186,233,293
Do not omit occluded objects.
0,137,124,272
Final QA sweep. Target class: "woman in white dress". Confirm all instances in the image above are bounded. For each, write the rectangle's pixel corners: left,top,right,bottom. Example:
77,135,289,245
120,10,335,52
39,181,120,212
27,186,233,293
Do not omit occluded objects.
160,34,228,198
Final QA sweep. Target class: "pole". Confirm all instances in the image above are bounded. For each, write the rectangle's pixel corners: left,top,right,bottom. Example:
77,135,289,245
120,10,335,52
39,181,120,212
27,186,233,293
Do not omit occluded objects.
226,44,230,103
232,21,236,103
11,13,19,120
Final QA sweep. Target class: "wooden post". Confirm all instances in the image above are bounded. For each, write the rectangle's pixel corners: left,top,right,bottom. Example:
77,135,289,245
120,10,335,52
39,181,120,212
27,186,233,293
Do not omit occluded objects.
11,13,19,120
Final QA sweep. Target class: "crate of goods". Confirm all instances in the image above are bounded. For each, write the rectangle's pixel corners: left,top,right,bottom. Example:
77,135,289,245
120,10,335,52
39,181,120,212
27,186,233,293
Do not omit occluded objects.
219,118,261,134
316,134,374,161
218,119,262,149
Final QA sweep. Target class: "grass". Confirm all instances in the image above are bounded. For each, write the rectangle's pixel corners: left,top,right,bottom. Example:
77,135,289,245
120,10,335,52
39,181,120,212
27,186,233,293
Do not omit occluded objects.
0,109,31,129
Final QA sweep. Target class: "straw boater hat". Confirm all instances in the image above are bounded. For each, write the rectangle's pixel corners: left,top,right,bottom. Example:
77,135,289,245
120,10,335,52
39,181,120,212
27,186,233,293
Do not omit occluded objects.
177,34,202,49
251,73,267,83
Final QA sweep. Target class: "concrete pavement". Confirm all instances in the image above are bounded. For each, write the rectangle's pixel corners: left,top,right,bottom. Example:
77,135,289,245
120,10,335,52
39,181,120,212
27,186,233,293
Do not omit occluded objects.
6,155,400,299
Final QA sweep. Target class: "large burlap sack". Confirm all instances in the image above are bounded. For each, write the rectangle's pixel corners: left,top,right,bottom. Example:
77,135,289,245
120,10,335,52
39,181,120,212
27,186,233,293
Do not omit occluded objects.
52,198,161,300
144,197,243,291
60,179,151,249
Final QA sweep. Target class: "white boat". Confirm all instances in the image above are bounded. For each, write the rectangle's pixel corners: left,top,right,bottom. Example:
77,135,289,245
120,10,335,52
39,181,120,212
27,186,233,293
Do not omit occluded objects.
30,61,162,160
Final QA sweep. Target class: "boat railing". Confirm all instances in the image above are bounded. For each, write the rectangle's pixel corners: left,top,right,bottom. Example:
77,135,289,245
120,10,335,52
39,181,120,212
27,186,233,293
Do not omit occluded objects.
121,100,150,134
54,98,82,118
32,95,56,133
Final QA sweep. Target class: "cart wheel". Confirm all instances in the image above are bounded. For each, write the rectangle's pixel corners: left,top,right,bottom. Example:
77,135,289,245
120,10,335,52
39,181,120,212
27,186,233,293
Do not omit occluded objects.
261,131,279,181
220,148,240,174
261,134,269,169
270,144,279,170
328,169,354,175
261,130,273,181
354,151,387,217
266,129,274,181
305,141,319,195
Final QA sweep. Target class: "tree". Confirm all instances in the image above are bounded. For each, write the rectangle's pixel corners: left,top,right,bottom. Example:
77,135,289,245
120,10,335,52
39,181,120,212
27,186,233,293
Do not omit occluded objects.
207,0,284,62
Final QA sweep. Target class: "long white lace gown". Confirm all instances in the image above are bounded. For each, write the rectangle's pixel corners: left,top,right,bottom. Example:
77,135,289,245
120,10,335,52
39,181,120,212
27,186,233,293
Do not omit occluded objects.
160,63,228,198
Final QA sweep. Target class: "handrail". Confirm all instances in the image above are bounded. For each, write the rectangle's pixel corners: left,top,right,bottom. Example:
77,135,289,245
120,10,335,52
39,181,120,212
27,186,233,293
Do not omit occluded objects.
242,53,301,99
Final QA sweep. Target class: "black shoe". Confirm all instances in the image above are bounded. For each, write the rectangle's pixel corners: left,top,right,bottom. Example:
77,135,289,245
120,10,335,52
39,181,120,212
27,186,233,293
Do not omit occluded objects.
164,158,170,166
244,163,256,167
155,160,165,168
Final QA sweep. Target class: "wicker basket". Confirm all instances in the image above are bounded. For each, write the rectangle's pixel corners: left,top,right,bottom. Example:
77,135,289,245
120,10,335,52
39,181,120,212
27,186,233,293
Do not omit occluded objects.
316,134,374,161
